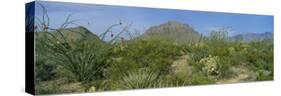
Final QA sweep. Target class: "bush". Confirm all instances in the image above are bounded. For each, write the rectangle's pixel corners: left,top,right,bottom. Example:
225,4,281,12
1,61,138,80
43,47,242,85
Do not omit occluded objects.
35,59,56,82
246,40,273,74
110,38,181,76
35,37,57,82
191,73,215,85
256,70,273,81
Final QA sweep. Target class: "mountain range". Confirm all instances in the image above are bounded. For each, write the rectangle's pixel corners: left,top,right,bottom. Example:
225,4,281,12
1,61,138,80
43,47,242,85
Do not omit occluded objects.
36,21,273,43
232,32,273,42
143,21,201,43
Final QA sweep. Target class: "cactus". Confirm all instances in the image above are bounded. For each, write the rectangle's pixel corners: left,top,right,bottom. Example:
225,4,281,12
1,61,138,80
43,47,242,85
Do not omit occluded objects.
199,55,221,76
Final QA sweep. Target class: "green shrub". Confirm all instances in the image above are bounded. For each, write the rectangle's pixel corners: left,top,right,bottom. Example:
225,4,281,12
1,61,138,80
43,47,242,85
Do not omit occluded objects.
110,38,181,75
35,37,57,82
35,59,56,81
256,70,273,81
191,73,215,85
246,40,273,73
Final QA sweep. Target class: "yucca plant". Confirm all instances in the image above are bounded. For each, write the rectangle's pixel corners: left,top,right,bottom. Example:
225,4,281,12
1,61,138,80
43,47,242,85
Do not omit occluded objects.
34,4,108,93
35,2,131,84
117,69,159,89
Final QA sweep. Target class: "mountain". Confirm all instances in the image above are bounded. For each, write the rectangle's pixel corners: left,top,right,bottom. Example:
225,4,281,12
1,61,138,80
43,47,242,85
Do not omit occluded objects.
232,32,273,42
36,26,101,42
143,21,202,43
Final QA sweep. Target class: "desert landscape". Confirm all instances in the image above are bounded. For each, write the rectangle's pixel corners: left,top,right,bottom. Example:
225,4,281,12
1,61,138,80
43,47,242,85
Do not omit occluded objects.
26,1,273,94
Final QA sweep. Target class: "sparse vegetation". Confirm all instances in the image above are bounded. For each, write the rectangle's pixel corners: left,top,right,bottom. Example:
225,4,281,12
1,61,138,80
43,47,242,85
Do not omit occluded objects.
32,5,273,95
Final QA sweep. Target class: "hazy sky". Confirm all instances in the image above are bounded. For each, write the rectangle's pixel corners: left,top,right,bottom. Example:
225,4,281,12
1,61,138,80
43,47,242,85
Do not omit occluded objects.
34,1,273,38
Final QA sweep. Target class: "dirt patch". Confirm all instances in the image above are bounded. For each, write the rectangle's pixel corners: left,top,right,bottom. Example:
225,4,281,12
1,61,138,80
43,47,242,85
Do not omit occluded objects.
216,67,256,84
171,55,192,78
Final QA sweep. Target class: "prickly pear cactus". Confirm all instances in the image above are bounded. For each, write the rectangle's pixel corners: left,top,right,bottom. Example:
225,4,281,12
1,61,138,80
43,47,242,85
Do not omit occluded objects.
199,55,220,76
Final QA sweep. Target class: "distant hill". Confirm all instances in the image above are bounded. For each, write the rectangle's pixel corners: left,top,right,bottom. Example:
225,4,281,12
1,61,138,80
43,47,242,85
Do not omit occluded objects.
36,26,101,42
143,21,202,43
232,32,273,42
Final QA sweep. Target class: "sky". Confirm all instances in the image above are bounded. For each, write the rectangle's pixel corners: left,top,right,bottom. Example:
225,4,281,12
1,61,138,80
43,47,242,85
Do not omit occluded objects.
33,1,273,39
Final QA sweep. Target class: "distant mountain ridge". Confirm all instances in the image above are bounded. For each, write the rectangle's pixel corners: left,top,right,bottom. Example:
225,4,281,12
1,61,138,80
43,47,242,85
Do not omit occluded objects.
232,32,273,42
145,21,197,34
143,21,202,43
36,26,101,42
36,22,272,43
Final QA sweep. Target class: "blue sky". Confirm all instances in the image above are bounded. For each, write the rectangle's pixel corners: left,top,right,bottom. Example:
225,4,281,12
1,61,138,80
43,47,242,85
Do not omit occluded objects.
34,1,273,39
